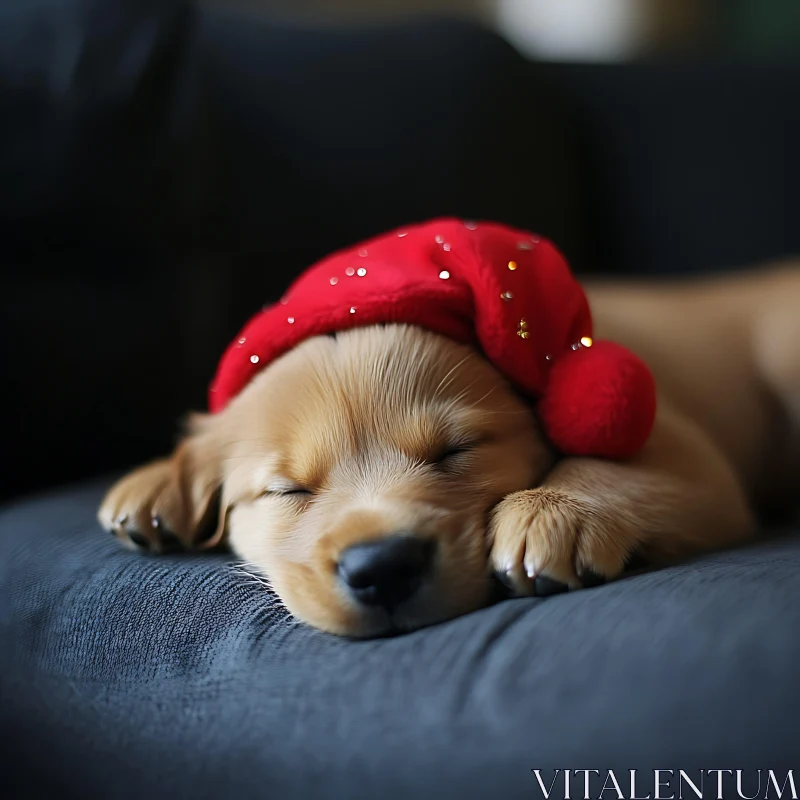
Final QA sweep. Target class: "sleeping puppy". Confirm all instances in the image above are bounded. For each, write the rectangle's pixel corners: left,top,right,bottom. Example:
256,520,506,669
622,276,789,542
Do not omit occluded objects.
99,257,799,637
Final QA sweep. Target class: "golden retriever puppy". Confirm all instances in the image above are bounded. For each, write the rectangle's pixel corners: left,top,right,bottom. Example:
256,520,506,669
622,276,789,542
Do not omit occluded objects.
99,263,799,637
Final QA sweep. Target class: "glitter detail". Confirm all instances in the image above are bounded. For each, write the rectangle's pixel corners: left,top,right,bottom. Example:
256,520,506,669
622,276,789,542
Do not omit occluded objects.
501,291,513,301
464,220,478,230
330,277,339,285
237,337,246,345
397,231,408,238
280,297,289,305
508,260,518,271
517,319,529,339
439,270,450,280
434,234,444,244
358,249,368,257
442,243,452,251
349,306,357,314
250,355,260,364
357,268,367,277
580,336,593,347
516,241,532,251
545,355,553,361
571,343,579,350
345,267,355,276
287,317,295,324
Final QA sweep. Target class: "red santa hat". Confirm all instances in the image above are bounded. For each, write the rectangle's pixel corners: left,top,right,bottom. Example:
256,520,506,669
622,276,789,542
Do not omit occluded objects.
210,218,656,459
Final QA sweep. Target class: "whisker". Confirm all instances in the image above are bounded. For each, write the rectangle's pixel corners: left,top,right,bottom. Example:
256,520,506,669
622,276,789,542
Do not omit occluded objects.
226,561,296,617
433,354,472,400
467,386,498,409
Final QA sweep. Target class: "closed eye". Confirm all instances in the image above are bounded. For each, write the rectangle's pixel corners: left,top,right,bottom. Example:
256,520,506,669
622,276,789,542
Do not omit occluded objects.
430,442,477,471
437,445,470,461
260,483,314,499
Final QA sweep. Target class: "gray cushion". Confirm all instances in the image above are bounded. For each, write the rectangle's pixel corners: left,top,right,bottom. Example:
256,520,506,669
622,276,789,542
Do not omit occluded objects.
2,479,798,798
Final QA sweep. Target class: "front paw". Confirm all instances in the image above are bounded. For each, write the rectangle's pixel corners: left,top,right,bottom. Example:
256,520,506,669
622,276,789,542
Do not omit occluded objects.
98,460,186,554
488,488,632,596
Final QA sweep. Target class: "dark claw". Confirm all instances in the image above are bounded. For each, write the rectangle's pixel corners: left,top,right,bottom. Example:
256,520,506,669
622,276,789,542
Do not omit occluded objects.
158,528,184,554
489,572,513,601
492,568,516,592
580,568,606,588
533,576,568,597
128,531,150,550
110,514,128,534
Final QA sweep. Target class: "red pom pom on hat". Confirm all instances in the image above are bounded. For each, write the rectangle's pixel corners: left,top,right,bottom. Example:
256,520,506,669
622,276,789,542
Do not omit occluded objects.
538,340,657,459
209,218,657,460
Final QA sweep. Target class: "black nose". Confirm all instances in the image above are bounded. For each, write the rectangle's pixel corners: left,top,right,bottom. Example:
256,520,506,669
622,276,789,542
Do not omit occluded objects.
338,535,436,609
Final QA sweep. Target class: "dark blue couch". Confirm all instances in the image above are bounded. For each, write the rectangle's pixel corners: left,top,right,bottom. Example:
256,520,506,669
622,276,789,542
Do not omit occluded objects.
2,3,799,797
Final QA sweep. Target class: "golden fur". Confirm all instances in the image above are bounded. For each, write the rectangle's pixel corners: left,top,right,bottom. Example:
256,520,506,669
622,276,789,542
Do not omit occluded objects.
99,263,800,637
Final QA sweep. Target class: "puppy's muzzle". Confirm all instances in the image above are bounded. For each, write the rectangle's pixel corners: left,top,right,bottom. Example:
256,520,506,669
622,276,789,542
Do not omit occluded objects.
337,534,435,610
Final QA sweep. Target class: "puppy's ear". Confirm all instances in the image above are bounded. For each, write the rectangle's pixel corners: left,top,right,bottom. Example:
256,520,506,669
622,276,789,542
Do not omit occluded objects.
172,416,228,550
99,414,227,552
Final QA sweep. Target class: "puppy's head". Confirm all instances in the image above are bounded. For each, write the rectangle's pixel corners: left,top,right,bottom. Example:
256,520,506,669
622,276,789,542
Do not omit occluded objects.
199,325,551,636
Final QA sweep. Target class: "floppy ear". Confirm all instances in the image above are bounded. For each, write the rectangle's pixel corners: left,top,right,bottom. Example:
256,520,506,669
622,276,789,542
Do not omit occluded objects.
171,416,229,550
98,414,227,553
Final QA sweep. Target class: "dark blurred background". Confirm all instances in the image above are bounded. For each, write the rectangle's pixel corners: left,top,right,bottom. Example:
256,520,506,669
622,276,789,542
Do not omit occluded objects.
207,0,800,59
2,0,798,502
